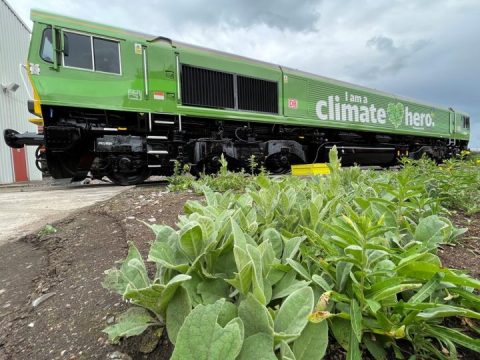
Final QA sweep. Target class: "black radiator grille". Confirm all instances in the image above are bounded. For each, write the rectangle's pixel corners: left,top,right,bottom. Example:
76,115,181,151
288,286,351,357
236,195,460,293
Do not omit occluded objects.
237,76,278,114
180,64,279,114
181,65,235,109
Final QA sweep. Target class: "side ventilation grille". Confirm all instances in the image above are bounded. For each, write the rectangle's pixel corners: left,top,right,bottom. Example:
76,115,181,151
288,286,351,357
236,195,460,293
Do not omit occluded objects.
181,65,234,109
237,76,278,114
180,64,278,114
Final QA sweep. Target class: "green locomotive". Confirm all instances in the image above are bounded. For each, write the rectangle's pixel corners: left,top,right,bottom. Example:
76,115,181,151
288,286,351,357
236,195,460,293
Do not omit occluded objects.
4,10,471,184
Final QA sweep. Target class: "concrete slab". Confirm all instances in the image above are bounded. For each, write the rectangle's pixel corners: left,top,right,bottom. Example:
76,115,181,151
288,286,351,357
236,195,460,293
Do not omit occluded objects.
0,184,130,245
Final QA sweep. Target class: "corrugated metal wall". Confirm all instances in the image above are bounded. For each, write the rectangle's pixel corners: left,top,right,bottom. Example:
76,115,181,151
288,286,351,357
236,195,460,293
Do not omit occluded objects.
0,0,41,183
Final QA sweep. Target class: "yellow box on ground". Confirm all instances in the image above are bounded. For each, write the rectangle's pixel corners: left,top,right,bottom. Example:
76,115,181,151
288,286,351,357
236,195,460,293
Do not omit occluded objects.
291,163,331,176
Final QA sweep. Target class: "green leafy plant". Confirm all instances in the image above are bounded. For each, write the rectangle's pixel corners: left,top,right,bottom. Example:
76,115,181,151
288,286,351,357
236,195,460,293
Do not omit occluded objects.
169,155,254,193
38,224,57,237
401,156,480,215
167,160,195,191
103,149,480,359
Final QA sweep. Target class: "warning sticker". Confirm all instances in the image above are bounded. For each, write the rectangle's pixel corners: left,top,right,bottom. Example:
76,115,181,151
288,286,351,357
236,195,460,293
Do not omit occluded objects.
134,43,142,55
153,91,165,100
288,98,298,109
128,89,142,101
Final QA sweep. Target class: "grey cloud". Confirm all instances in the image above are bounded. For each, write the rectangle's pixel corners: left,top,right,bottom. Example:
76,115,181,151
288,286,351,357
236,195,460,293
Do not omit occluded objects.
351,35,430,80
158,0,321,31
367,35,395,52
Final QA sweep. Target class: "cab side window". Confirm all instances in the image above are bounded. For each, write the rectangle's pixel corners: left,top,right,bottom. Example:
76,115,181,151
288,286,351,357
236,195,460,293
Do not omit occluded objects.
93,38,120,74
62,31,121,74
64,32,93,70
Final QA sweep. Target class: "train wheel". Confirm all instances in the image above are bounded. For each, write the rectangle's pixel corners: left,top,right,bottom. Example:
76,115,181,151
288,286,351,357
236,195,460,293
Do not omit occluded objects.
107,167,151,185
265,153,304,174
106,155,151,185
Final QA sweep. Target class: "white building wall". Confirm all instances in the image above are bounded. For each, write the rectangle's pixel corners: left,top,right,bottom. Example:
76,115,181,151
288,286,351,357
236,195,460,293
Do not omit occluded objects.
0,0,41,183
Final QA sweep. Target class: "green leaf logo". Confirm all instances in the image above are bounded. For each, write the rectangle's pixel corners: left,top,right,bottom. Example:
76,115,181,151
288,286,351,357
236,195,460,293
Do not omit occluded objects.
387,102,405,128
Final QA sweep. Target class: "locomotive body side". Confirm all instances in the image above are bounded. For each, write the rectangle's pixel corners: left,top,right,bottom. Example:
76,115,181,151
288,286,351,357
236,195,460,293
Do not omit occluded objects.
3,9,470,184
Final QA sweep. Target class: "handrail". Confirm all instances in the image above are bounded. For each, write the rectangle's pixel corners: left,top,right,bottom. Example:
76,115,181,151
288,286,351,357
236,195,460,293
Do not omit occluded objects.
18,63,32,99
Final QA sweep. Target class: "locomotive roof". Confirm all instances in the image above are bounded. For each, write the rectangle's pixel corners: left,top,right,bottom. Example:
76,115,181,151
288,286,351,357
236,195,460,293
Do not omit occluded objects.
30,9,468,116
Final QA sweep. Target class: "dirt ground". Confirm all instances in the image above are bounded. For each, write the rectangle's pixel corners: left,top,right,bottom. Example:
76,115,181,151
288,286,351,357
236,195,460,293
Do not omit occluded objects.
0,186,478,360
438,212,480,278
0,185,197,360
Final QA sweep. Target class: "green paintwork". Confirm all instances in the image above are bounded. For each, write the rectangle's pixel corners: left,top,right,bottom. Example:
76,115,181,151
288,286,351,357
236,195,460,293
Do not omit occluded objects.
28,9,470,142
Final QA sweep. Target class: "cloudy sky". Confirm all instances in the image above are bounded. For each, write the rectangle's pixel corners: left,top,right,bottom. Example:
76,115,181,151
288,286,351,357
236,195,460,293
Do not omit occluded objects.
10,0,479,147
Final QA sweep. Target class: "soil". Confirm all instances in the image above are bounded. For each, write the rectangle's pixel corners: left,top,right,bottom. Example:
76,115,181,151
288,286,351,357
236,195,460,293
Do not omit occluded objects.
0,187,478,360
0,185,198,360
438,212,480,278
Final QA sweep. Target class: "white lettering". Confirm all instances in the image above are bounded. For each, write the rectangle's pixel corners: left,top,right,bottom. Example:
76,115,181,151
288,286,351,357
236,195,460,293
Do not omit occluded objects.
328,96,334,119
425,114,433,127
369,104,377,123
341,104,359,122
334,96,341,121
377,108,386,124
315,100,329,120
316,96,434,129
413,113,420,126
359,106,369,123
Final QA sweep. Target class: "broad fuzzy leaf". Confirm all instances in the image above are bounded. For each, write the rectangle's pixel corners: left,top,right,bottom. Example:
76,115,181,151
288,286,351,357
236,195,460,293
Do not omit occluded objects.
238,294,273,338
171,299,244,360
286,259,311,280
237,333,276,360
166,287,191,345
102,242,150,295
103,307,158,344
198,278,230,304
148,240,189,272
272,270,311,300
330,318,350,350
283,236,306,261
274,287,314,338
335,261,353,292
227,261,253,295
415,215,450,246
262,228,283,258
124,274,191,316
148,224,178,245
280,341,296,360
292,321,328,360
247,244,266,304
179,222,204,260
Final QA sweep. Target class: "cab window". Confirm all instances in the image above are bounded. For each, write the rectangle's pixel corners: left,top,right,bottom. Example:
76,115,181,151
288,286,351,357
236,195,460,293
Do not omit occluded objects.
63,31,121,74
463,116,470,129
40,28,53,62
63,32,93,70
93,38,120,73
